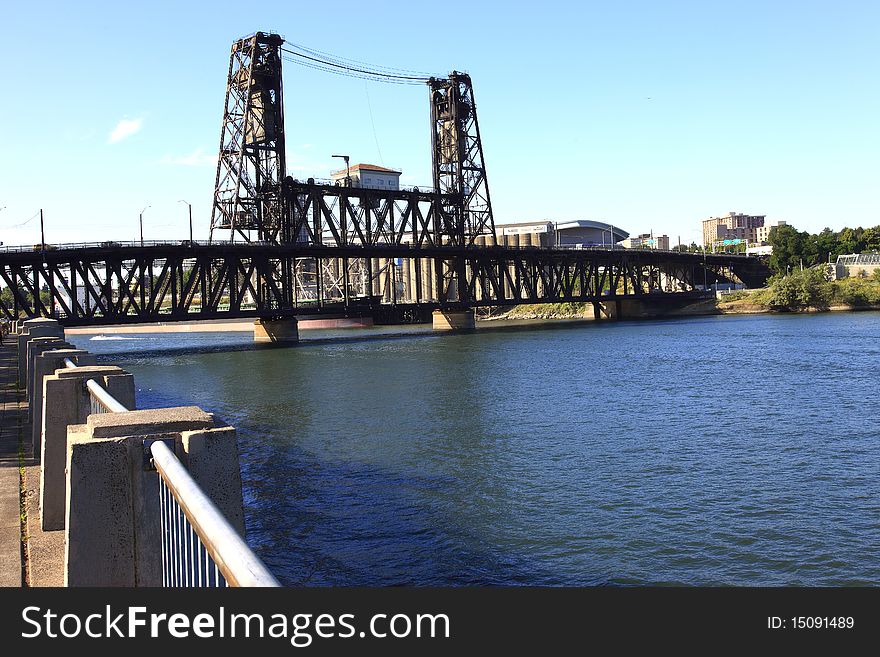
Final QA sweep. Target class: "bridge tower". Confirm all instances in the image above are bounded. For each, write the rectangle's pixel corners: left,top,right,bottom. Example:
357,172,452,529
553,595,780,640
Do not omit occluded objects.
211,32,288,244
429,72,496,247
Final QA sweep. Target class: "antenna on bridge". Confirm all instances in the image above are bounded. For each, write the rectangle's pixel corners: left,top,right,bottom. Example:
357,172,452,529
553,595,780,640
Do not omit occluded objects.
211,32,288,244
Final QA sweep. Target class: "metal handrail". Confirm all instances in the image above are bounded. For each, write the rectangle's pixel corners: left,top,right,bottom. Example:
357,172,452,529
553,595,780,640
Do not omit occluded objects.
150,440,280,587
85,379,129,412
64,357,130,412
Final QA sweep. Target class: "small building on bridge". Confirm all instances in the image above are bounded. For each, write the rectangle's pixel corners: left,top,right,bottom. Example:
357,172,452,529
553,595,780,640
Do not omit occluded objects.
330,163,402,190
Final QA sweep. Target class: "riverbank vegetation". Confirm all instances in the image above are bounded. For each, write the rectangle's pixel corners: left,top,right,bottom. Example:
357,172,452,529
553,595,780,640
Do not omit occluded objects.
721,268,880,311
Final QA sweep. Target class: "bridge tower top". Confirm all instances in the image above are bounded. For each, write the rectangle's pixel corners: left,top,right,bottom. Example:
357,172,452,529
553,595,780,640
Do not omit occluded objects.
429,72,496,246
210,32,288,244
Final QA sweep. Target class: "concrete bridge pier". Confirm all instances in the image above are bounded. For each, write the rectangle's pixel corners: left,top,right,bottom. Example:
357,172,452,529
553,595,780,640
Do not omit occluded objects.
432,309,476,331
254,317,299,344
594,300,621,320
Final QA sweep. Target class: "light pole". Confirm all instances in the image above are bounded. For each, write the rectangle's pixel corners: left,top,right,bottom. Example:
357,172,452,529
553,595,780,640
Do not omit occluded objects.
332,154,351,187
690,228,708,291
179,200,193,242
139,205,150,246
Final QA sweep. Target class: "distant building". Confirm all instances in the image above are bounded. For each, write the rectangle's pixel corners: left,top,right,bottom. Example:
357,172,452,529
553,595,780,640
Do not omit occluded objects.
330,163,402,190
474,220,629,248
702,212,765,247
832,253,880,280
755,220,787,245
621,233,670,250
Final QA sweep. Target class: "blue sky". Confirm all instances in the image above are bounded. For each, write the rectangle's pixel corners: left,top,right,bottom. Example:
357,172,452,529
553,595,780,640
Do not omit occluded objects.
1,0,877,246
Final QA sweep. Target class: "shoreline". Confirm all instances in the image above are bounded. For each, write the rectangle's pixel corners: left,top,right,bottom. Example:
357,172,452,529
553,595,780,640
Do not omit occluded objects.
47,300,880,336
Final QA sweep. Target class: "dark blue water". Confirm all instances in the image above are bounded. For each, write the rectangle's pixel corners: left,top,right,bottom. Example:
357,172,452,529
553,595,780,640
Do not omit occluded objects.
70,312,880,586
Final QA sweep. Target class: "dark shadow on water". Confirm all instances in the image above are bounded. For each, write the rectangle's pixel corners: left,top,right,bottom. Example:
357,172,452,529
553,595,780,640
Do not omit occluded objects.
236,418,613,587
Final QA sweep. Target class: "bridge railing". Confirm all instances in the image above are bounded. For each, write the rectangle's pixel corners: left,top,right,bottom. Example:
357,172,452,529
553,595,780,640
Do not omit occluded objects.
61,357,279,587
1,238,752,258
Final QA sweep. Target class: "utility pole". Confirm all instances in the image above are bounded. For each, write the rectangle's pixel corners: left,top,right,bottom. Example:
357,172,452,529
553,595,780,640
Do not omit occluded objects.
40,209,45,251
179,200,193,242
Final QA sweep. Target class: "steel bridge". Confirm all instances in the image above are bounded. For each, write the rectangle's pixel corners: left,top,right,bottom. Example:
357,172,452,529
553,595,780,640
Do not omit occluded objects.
0,32,770,327
0,236,765,327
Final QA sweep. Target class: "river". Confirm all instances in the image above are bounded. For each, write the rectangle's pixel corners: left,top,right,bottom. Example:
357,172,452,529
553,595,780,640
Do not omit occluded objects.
69,312,880,586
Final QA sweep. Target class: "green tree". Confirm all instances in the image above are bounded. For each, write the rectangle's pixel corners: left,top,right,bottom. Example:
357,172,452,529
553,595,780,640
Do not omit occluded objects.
863,226,880,252
768,224,805,274
814,227,838,263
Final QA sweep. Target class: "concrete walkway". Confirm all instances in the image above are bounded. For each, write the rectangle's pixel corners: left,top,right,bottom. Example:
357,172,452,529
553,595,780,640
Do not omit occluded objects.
0,338,24,587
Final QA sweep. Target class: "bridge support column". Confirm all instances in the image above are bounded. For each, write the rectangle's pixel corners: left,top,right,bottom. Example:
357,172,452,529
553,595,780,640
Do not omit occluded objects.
254,317,299,344
595,300,621,320
432,309,475,331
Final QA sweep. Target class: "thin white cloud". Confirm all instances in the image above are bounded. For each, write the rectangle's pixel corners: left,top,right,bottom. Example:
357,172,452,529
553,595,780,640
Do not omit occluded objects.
108,117,143,144
160,148,217,167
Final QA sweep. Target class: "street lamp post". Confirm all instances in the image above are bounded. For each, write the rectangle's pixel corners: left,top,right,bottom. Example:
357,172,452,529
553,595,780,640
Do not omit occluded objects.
139,205,150,246
332,154,351,187
179,200,193,242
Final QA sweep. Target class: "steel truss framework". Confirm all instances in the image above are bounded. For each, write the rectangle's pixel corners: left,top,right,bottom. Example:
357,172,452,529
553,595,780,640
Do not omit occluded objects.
429,72,496,245
211,32,287,243
0,244,767,326
209,32,497,253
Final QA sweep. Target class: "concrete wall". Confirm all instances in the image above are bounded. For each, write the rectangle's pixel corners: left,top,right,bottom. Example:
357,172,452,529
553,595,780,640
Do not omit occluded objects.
13,320,250,587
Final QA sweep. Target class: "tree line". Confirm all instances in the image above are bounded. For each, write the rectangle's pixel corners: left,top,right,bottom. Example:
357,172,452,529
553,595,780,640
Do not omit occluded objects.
768,224,880,274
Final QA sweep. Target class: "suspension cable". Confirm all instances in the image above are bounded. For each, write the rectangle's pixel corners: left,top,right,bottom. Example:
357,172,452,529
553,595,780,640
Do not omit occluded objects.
279,45,432,84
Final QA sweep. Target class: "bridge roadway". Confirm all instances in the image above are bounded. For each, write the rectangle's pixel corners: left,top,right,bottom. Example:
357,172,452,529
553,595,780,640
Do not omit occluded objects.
0,241,769,327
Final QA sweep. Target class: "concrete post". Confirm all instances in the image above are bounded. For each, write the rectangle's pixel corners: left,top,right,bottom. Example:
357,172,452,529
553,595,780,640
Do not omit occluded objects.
18,319,63,385
64,407,244,587
254,317,298,343
31,348,95,459
40,366,135,531
26,337,70,403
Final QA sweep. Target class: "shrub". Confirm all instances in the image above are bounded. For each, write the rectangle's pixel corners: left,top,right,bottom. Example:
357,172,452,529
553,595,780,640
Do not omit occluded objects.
765,268,830,309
